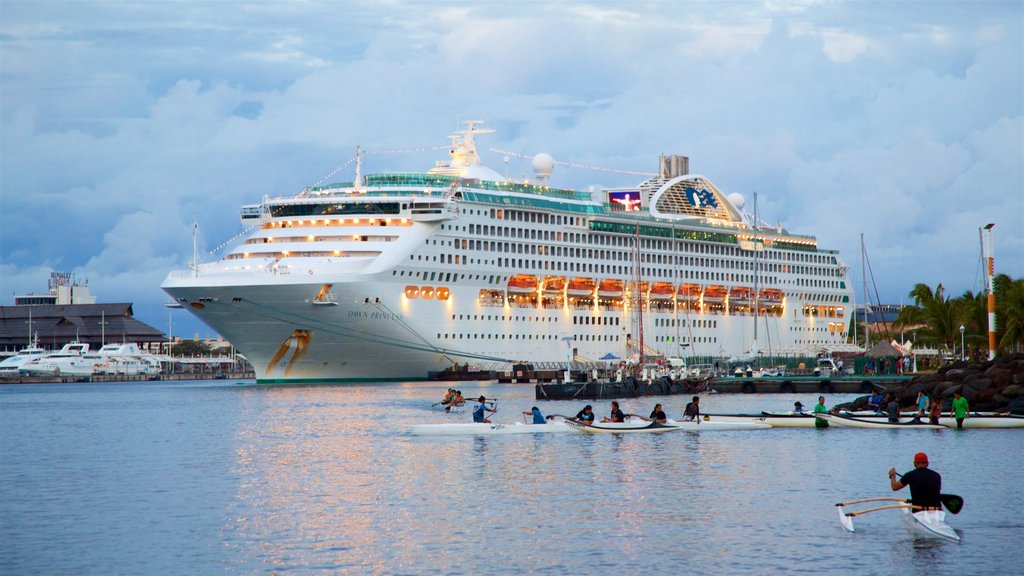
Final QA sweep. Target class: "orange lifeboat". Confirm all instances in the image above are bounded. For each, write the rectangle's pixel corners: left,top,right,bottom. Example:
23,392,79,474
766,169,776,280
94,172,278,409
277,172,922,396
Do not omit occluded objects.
507,274,539,295
729,286,754,305
567,277,597,297
597,279,624,299
759,288,785,303
542,276,567,294
650,282,676,301
676,284,701,301
703,285,727,303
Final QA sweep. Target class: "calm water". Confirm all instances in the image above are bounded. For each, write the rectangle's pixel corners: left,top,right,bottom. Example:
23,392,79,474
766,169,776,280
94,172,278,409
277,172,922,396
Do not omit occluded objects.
1,380,1021,575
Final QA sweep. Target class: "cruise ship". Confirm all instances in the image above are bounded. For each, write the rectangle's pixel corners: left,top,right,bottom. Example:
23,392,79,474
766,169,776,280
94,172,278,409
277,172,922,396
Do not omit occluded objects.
162,122,855,382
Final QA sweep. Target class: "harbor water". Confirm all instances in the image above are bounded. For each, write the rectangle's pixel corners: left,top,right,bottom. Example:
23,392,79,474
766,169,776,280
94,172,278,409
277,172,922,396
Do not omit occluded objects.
2,380,1021,575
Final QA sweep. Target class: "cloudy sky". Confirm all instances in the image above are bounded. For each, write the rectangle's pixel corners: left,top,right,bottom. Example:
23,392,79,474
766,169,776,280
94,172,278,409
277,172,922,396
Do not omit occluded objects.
1,1,1021,339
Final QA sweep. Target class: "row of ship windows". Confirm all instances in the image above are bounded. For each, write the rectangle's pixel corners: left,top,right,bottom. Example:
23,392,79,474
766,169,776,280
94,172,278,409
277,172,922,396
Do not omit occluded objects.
245,235,396,245
262,217,411,228
437,333,619,342
446,237,840,279
457,215,836,265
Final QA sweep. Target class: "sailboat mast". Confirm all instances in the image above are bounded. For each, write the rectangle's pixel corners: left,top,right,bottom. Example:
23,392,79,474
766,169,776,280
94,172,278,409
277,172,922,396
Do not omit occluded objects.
861,233,869,349
752,192,759,350
635,224,644,372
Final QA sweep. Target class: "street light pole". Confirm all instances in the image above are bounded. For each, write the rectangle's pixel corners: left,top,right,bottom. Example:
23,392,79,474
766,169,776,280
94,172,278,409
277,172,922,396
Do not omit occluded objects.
960,324,966,362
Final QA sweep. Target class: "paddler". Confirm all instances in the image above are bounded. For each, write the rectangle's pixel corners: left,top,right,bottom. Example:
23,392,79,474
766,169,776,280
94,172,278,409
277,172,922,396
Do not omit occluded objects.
793,401,806,414
600,401,626,423
889,452,942,511
682,396,700,422
574,405,595,424
813,396,829,428
522,406,545,424
472,395,496,423
648,403,668,424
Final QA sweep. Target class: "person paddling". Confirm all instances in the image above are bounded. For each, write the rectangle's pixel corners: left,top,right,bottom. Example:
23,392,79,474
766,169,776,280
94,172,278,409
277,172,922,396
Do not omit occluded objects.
601,401,626,423
472,396,496,423
522,406,545,424
682,396,700,422
574,405,595,424
889,452,942,511
648,403,668,424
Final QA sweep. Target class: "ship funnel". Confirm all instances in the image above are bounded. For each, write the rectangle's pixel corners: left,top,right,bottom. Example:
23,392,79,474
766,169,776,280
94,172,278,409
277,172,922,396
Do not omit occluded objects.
659,155,689,178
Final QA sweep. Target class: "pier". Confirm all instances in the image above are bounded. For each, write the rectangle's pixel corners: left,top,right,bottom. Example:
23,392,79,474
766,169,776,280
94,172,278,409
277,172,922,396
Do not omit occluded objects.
535,374,911,401
1,371,256,385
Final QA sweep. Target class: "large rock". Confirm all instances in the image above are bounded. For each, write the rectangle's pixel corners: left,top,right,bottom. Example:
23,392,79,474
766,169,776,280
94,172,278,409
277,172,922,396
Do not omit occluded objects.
1001,384,1024,398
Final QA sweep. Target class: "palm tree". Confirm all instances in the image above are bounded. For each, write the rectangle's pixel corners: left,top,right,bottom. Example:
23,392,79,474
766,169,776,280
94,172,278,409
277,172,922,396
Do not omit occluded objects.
998,278,1024,353
895,284,960,351
957,289,987,356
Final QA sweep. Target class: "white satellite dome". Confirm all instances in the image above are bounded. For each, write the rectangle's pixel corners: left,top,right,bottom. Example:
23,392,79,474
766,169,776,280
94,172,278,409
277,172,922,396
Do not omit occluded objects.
462,163,505,182
532,153,555,179
728,192,745,210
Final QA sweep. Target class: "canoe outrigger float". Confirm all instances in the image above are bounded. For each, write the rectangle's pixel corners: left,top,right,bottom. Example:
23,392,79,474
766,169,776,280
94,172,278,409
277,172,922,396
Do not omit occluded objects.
835,496,962,542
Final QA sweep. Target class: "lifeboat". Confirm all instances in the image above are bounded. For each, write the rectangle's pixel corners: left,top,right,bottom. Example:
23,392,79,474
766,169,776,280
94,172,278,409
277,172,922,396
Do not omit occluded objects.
567,277,597,297
507,274,540,295
676,284,701,301
729,286,754,305
759,288,785,303
650,282,676,301
703,285,727,303
542,276,567,294
597,279,624,299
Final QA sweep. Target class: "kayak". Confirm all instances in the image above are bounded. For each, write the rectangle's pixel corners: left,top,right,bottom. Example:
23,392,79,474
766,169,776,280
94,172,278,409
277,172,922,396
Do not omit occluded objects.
409,420,571,436
819,414,947,429
564,418,770,433
901,507,960,541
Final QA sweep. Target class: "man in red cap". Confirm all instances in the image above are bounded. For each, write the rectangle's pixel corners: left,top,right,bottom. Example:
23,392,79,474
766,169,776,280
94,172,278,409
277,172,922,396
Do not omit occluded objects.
889,452,942,510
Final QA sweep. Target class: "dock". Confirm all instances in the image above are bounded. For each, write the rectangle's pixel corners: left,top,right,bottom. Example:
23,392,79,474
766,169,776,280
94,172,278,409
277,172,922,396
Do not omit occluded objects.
535,374,912,400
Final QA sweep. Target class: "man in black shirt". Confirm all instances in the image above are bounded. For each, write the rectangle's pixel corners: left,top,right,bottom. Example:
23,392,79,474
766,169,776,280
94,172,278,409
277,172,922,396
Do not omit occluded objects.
683,396,701,422
601,401,626,423
889,452,942,509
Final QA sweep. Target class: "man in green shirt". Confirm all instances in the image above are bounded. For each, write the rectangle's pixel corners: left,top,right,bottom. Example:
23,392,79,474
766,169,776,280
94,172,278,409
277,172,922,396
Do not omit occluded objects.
813,395,829,428
951,391,969,429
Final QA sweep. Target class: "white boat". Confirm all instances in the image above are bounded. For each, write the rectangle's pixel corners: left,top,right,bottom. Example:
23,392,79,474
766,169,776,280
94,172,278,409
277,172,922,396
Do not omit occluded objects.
19,342,99,377
837,498,960,542
901,507,960,541
0,341,48,376
409,420,571,436
836,411,1024,429
819,413,947,429
92,343,162,376
565,417,769,433
162,122,857,383
704,411,820,428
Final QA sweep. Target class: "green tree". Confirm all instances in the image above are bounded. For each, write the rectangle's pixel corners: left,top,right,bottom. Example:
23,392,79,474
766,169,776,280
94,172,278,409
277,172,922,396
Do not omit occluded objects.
171,339,213,356
998,278,1024,353
895,283,960,350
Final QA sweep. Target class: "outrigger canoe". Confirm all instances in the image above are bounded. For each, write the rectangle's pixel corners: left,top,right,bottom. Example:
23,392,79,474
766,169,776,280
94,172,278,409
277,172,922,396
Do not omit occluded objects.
564,418,770,433
701,412,820,428
409,420,571,436
901,507,960,541
819,414,947,429
834,411,1024,429
837,498,960,542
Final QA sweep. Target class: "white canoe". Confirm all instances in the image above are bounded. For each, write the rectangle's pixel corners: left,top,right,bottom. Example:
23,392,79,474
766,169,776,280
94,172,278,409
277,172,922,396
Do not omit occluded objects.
565,418,769,433
820,414,947,429
409,420,571,436
703,412,821,428
901,507,960,541
837,412,1024,429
